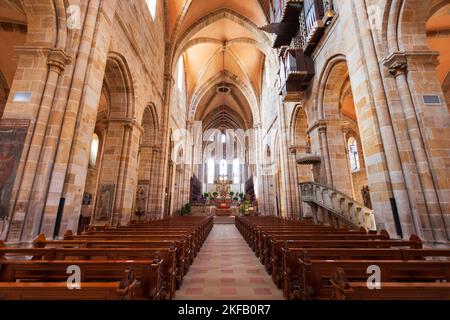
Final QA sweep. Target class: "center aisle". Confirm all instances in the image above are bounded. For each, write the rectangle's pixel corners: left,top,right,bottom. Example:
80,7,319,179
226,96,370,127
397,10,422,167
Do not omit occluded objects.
176,224,284,300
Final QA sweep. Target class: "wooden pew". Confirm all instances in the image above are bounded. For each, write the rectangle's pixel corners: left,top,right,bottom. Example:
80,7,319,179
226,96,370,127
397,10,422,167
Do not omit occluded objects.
264,232,391,277
298,259,450,300
0,269,138,300
33,235,187,290
330,267,450,300
282,247,450,300
0,246,178,300
0,259,164,300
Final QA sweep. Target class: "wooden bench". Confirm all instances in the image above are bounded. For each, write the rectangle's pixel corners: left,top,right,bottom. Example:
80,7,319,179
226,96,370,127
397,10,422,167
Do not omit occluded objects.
282,247,450,300
298,259,450,300
0,269,138,300
330,267,450,300
0,245,178,299
264,232,391,276
0,259,164,299
32,236,186,290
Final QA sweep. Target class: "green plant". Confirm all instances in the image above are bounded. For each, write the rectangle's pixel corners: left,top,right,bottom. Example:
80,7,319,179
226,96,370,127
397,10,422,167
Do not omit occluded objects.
203,192,210,199
179,203,192,216
233,196,239,201
239,192,245,200
212,192,218,199
229,191,235,197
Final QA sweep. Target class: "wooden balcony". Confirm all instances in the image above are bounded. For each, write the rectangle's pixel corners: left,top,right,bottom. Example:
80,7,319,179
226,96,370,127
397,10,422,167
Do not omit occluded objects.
261,0,335,51
299,0,335,55
279,48,315,100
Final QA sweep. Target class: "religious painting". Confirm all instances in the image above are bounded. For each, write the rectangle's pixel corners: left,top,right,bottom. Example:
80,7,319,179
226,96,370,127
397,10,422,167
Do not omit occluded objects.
134,184,148,218
0,120,29,219
94,184,115,222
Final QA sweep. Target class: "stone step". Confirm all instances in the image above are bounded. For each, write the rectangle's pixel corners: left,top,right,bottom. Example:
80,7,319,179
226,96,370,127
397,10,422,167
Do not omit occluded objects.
214,216,236,224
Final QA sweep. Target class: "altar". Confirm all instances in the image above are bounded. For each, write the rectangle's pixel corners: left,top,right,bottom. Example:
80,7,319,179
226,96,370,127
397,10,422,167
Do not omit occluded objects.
211,175,236,217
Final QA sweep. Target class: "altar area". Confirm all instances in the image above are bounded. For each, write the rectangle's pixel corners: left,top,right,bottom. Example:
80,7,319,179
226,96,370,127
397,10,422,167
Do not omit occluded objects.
210,175,238,217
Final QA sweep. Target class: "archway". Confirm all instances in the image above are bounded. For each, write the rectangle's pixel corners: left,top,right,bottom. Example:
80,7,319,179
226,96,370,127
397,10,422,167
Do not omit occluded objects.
0,1,27,118
88,55,135,227
426,2,450,110
164,131,175,217
292,107,313,183
320,58,369,202
134,105,159,221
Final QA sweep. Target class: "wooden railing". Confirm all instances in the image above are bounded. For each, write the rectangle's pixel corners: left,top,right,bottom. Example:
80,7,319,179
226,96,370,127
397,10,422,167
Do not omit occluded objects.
300,182,377,231
279,48,315,99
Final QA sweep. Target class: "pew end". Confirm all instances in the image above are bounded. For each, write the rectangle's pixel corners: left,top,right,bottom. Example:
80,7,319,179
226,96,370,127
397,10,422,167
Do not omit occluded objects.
118,269,138,300
409,234,423,249
33,234,47,248
380,229,390,239
63,230,74,240
330,267,352,300
359,227,368,235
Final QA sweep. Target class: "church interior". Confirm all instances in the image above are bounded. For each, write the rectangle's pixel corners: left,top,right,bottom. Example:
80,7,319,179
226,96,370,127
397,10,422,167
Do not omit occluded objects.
0,0,449,301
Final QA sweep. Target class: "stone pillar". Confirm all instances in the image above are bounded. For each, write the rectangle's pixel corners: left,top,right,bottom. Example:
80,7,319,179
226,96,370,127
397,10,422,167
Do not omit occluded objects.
384,51,450,242
11,49,71,241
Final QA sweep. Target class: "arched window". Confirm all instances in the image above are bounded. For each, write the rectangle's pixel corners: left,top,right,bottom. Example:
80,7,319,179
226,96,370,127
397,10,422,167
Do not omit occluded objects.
177,57,184,92
348,137,361,173
89,133,100,168
146,0,157,20
207,158,215,184
219,159,227,177
221,133,226,144
233,158,240,184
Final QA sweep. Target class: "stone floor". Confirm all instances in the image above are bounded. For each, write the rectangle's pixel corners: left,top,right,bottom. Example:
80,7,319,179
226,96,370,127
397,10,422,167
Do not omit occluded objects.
175,224,284,300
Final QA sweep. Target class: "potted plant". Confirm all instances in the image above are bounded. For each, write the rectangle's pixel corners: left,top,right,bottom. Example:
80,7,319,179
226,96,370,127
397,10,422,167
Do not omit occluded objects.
212,192,218,199
179,203,192,216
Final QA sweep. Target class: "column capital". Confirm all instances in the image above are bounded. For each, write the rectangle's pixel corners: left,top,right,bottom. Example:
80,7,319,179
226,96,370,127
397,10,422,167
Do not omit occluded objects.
47,48,72,75
105,117,145,134
383,50,440,77
307,120,327,134
383,51,408,77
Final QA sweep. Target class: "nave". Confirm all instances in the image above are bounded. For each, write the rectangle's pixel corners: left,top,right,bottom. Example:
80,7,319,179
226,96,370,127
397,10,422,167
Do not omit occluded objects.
176,224,283,300
1,214,450,300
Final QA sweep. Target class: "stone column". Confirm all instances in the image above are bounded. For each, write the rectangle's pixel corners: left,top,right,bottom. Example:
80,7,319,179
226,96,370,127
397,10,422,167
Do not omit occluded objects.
9,48,70,242
384,51,450,242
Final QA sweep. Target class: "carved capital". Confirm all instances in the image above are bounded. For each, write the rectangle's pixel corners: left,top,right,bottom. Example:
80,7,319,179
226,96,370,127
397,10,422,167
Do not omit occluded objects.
383,52,408,77
47,48,71,75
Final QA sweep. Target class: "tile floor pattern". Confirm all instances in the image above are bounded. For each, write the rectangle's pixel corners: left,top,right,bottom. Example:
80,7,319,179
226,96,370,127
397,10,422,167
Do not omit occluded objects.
175,224,284,300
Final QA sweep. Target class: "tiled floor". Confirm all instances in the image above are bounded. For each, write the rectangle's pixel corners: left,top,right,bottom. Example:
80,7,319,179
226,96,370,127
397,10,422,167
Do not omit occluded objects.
175,224,284,300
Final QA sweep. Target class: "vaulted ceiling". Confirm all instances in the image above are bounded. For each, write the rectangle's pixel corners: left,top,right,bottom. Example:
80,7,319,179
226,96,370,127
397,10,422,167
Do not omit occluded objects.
167,0,273,130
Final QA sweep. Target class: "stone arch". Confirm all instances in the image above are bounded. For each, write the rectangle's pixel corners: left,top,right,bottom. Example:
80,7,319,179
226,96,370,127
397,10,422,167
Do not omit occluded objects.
316,55,369,198
318,57,350,120
103,52,136,119
21,0,59,47
189,70,259,123
140,103,159,145
291,105,310,146
316,54,347,120
0,70,9,118
171,8,271,76
443,72,450,109
396,1,433,48
90,53,136,226
134,104,161,221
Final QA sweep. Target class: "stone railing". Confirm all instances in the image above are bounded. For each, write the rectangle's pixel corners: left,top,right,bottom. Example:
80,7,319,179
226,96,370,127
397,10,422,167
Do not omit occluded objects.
300,181,377,231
